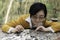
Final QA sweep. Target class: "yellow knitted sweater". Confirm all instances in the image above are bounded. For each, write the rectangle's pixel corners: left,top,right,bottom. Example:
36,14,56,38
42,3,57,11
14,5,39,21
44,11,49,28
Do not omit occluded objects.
2,14,60,33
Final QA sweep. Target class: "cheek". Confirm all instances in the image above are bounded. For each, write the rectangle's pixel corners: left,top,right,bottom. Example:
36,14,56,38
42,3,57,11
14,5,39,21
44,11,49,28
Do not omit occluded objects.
40,19,45,22
31,19,37,24
31,19,45,25
40,20,44,22
32,20,36,23
34,19,44,23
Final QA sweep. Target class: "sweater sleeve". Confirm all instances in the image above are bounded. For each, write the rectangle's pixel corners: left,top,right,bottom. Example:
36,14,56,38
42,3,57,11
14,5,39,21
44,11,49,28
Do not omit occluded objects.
50,22,60,32
2,14,30,33
45,21,60,32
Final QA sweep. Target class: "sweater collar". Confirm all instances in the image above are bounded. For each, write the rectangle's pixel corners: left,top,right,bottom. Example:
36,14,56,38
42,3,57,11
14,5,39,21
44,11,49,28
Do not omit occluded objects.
25,16,32,28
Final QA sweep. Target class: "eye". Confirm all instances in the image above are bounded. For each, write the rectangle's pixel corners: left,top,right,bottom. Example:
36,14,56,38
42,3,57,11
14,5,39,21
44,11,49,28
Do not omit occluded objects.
39,16,44,19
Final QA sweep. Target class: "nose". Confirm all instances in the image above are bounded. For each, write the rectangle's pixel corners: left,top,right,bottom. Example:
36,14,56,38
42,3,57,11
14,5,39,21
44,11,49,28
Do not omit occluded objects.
36,18,40,22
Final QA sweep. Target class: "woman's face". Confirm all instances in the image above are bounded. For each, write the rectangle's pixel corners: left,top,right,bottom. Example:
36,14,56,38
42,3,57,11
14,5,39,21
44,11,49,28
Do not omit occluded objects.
31,10,45,27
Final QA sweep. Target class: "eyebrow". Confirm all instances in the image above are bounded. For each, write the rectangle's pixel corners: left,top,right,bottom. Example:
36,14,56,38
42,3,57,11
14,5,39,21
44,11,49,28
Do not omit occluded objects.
33,15,44,17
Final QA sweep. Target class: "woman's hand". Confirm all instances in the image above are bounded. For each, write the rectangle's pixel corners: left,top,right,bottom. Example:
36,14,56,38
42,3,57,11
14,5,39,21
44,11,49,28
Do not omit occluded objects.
35,26,51,32
15,25,24,32
35,26,44,31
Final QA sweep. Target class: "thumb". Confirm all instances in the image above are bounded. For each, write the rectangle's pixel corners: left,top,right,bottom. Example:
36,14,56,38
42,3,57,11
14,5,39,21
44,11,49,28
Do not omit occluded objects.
35,27,41,31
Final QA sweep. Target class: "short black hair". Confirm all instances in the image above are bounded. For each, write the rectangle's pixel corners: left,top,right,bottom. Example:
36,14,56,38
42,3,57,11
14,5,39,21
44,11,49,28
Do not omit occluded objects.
29,2,47,17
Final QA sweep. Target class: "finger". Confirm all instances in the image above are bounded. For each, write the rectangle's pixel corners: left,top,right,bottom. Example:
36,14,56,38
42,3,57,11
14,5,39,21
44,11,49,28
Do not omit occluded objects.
19,25,24,30
20,27,24,31
16,28,20,32
35,26,43,31
13,28,19,32
18,26,24,31
35,27,40,31
16,25,24,30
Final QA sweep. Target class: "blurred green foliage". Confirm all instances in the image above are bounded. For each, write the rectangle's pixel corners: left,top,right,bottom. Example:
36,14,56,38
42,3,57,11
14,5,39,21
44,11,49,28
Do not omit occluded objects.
0,0,60,25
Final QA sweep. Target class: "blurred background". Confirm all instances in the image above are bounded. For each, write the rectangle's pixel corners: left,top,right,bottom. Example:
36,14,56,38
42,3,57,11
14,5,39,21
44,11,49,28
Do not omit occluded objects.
0,0,60,25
